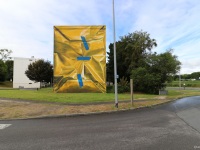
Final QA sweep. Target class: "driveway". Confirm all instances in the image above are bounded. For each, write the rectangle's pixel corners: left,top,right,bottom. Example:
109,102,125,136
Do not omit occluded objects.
0,96,200,150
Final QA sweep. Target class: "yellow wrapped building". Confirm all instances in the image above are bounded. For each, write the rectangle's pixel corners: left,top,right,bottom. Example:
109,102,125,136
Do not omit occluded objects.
54,26,106,93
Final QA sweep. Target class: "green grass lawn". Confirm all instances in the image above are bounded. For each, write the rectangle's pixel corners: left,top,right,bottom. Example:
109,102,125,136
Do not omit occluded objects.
167,80,200,87
0,87,200,104
0,88,152,104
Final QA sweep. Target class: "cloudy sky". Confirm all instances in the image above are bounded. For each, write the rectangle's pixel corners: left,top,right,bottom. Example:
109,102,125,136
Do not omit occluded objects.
0,0,200,74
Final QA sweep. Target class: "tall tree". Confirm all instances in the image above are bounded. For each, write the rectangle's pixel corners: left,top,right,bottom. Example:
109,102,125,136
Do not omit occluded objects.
25,59,53,83
107,31,157,82
190,72,200,80
131,50,181,94
120,31,157,71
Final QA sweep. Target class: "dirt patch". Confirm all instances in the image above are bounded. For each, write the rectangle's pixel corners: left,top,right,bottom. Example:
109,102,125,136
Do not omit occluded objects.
0,99,172,120
156,96,167,100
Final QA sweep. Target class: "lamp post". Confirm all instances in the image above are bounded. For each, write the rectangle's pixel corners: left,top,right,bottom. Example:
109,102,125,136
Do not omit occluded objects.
179,71,181,90
112,0,118,108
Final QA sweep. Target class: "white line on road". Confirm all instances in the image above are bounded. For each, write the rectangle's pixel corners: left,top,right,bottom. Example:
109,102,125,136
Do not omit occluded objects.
0,124,12,130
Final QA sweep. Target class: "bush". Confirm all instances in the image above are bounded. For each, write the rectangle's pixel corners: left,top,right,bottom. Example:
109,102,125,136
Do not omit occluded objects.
117,76,130,93
118,85,130,93
106,86,113,93
106,85,130,93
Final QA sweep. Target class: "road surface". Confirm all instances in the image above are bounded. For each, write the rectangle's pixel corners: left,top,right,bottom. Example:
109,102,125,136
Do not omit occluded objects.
1,96,200,150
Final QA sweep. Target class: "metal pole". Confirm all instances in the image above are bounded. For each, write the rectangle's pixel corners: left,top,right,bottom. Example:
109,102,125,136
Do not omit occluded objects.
179,71,181,90
130,79,133,106
112,0,118,108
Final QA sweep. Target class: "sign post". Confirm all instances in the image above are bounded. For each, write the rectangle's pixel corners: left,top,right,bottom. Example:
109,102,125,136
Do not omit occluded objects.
130,79,133,106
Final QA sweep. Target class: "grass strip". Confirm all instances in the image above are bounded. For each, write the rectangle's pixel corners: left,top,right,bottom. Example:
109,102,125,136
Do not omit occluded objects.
0,88,200,104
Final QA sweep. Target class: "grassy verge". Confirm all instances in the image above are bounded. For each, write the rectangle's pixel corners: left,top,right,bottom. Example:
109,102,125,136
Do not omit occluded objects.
167,80,200,87
0,87,200,104
0,88,155,104
0,88,200,119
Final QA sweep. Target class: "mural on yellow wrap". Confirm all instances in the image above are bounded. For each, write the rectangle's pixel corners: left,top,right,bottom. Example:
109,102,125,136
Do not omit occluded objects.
54,26,106,93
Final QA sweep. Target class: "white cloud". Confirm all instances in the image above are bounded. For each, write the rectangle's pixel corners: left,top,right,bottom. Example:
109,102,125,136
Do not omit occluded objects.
0,0,200,74
126,0,200,74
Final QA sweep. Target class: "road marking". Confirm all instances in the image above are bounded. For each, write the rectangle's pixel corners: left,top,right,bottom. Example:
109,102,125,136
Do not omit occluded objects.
0,124,12,130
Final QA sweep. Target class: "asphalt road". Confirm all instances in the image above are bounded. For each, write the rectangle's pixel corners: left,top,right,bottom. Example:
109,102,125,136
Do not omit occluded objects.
1,96,200,150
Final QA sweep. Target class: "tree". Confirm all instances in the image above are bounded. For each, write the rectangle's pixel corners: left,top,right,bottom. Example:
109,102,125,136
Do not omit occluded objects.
0,49,12,60
0,49,12,81
131,50,181,94
107,30,157,82
131,67,161,94
25,59,53,83
0,60,7,82
190,72,200,80
5,60,13,81
180,74,191,80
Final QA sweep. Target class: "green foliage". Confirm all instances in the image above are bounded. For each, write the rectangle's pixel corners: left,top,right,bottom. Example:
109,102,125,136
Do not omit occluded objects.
106,85,113,93
5,60,13,81
131,50,181,94
117,85,130,93
107,77,130,93
0,60,7,82
166,80,200,87
131,67,161,94
118,76,129,93
0,49,12,81
190,72,200,80
174,72,200,81
119,76,128,87
107,30,157,82
107,30,181,94
25,59,53,83
181,74,191,80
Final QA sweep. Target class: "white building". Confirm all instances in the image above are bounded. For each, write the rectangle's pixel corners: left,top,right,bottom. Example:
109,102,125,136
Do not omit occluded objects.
13,57,40,88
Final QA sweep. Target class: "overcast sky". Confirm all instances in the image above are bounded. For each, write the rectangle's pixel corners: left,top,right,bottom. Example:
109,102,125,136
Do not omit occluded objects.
0,0,200,74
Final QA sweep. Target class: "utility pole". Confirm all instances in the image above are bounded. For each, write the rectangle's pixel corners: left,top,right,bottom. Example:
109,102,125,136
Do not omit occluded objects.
179,71,181,90
112,0,118,108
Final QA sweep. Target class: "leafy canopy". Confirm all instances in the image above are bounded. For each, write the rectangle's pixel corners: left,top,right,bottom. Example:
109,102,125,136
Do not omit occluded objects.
131,50,181,94
25,59,53,83
5,60,13,81
107,30,157,82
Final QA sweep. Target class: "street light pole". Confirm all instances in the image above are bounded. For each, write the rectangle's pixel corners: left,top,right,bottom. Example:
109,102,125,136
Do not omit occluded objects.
112,0,118,108
179,71,181,90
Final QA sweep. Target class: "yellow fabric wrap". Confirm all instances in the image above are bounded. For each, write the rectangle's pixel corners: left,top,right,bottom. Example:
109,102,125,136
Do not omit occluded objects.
54,26,106,93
